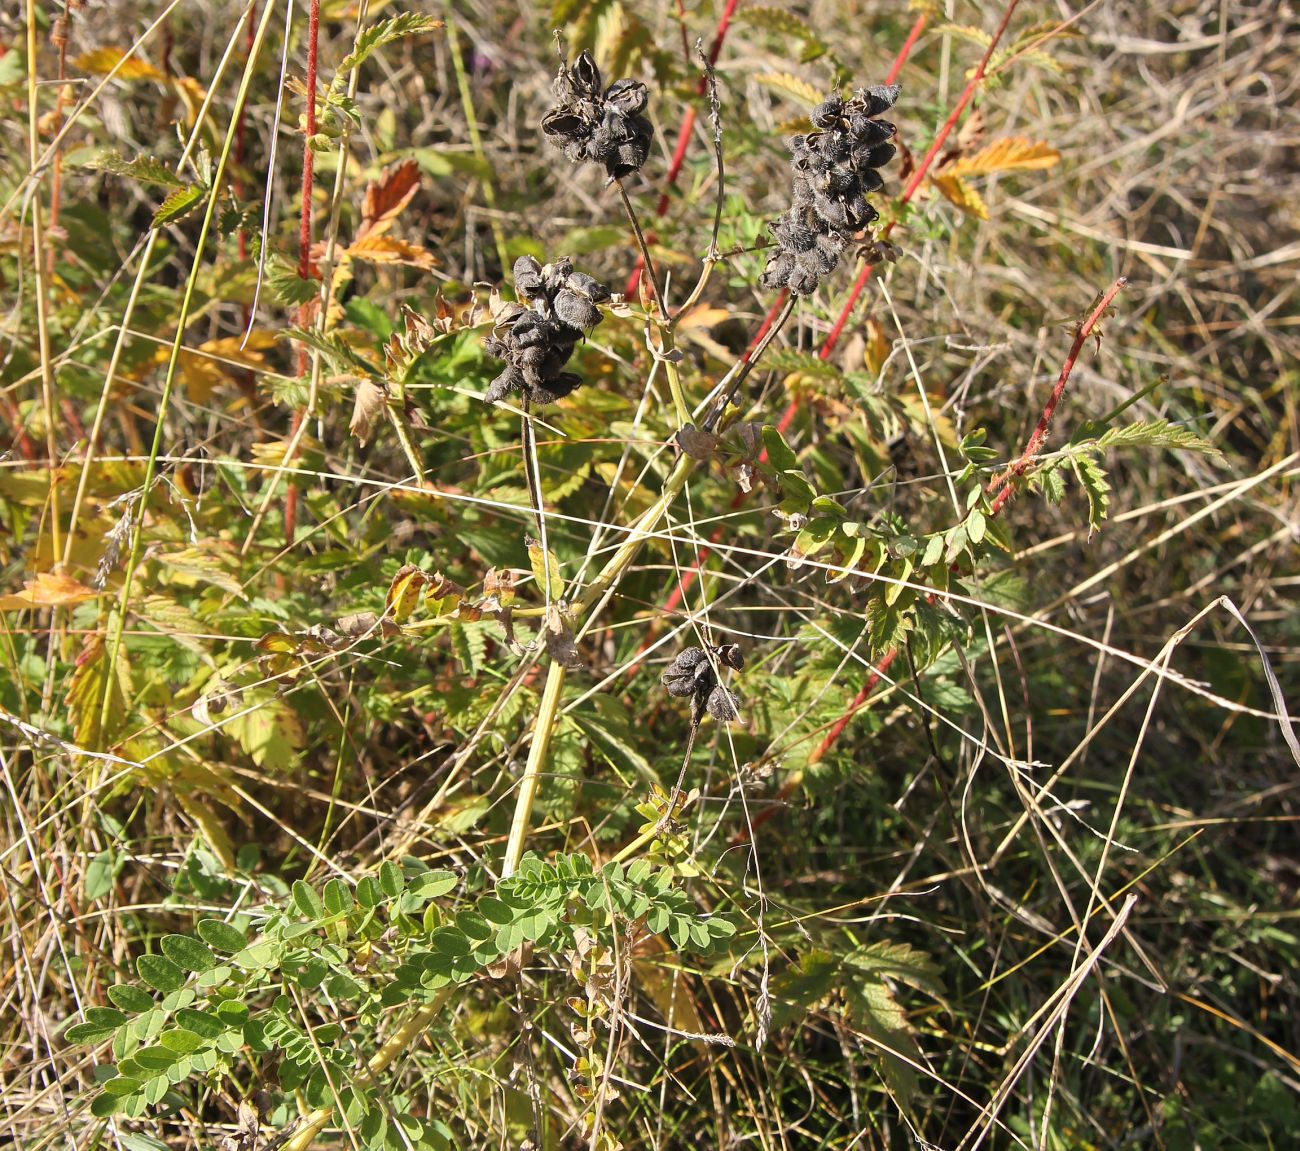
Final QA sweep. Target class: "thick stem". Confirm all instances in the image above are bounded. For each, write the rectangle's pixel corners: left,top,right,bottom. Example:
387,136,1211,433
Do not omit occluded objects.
502,658,568,877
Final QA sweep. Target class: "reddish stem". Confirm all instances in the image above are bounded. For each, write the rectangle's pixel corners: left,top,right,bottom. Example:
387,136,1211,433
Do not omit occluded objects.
987,277,1128,514
657,10,931,618
286,0,321,547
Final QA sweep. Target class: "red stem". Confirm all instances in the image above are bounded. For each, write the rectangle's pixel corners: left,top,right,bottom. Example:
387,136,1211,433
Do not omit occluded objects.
987,277,1128,514
286,0,321,547
657,10,931,619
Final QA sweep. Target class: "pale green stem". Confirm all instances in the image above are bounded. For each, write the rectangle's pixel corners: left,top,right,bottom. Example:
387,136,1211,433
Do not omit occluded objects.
282,989,453,1151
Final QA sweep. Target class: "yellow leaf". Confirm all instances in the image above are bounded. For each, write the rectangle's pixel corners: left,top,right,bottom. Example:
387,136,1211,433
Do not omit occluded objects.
526,538,564,601
931,173,989,220
174,333,276,403
944,137,1060,179
674,305,731,331
74,47,164,81
754,72,821,109
386,564,428,622
345,234,438,270
66,634,133,750
0,572,97,611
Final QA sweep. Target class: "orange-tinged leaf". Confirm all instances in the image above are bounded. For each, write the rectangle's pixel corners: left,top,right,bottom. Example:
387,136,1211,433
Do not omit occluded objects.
175,334,276,402
944,137,1060,179
357,159,421,241
0,572,98,611
675,305,731,331
346,234,438,270
931,173,989,220
74,47,164,81
385,564,428,622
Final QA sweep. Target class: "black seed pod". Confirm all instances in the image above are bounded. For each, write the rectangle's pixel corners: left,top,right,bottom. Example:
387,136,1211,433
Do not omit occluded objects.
760,83,900,296
482,255,611,406
542,50,654,180
661,644,743,726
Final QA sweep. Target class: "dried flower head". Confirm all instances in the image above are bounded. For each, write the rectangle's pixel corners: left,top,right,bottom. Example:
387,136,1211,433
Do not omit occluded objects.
661,643,743,727
483,256,611,406
542,50,653,180
760,85,899,297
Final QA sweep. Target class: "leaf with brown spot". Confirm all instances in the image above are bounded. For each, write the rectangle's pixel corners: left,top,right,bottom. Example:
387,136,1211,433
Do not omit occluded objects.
385,564,428,622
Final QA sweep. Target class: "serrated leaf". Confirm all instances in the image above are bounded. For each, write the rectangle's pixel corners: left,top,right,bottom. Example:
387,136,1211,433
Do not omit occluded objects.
770,949,838,1028
65,633,132,750
1093,418,1219,455
267,256,321,306
84,149,184,187
345,234,438,270
385,564,427,623
151,184,207,229
1073,454,1111,532
754,71,822,109
332,14,442,92
74,46,165,81
930,173,989,220
0,571,97,611
945,137,1060,179
357,159,421,241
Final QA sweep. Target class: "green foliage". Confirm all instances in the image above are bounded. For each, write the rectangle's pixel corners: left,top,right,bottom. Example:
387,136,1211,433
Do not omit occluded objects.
70,853,732,1134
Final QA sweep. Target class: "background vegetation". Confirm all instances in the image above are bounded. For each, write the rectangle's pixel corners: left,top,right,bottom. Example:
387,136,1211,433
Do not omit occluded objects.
1,0,1296,1148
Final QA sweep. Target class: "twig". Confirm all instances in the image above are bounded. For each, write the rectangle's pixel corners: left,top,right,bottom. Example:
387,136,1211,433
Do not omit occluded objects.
988,277,1128,514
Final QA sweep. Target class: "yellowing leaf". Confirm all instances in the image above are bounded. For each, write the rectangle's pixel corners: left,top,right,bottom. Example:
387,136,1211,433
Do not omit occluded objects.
225,690,304,770
74,47,164,81
66,634,133,750
0,572,97,611
675,305,731,331
944,137,1060,179
526,538,564,600
385,564,428,622
345,234,438,270
754,71,821,109
930,173,989,220
174,333,276,402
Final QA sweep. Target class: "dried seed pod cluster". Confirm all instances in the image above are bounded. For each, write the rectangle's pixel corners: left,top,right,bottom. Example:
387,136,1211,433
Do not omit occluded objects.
760,86,899,296
542,50,654,180
483,256,611,406
661,643,744,727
